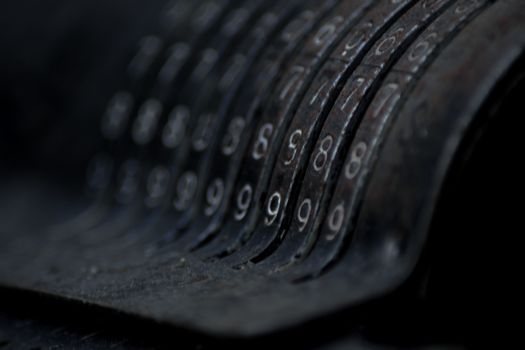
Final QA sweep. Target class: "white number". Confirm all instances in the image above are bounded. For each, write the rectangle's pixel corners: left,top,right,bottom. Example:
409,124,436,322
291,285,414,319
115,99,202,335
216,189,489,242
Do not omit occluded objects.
192,113,214,151
408,33,438,62
234,184,253,221
265,192,281,226
340,77,366,112
297,198,312,232
146,166,170,206
280,65,304,101
283,129,302,166
326,203,345,240
313,135,334,172
128,36,162,80
158,43,190,85
162,105,190,149
281,11,313,42
101,92,133,140
340,21,373,58
344,142,368,180
370,83,400,119
219,54,246,91
223,8,249,36
310,77,329,105
455,0,481,15
116,159,141,203
192,2,220,31
313,16,343,46
375,27,404,56
204,179,225,216
162,1,191,29
173,171,198,211
222,117,246,156
132,99,163,145
193,48,218,81
254,13,278,40
252,123,273,160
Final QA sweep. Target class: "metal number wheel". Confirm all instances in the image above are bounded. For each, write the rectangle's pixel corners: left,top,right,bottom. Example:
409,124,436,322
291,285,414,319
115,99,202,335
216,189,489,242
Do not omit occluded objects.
0,0,523,348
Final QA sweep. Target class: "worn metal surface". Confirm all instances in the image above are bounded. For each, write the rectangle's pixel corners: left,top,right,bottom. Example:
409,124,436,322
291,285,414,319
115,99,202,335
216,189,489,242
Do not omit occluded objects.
0,0,523,346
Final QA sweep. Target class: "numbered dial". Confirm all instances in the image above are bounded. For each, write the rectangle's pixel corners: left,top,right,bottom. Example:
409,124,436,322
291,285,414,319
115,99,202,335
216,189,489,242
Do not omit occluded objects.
194,0,340,258
287,0,491,279
249,0,417,269
260,0,454,272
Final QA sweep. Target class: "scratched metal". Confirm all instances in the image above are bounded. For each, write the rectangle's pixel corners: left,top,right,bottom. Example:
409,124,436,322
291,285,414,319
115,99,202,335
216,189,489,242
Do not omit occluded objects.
0,0,523,340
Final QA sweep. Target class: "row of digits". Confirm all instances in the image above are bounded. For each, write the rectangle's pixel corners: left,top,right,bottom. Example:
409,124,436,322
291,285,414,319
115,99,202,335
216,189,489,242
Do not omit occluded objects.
84,0,489,278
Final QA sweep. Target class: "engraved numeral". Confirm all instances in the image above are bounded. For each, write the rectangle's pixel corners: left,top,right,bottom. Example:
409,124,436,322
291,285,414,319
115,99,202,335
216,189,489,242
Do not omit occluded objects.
193,48,218,81
297,198,313,232
313,16,344,46
265,192,282,226
326,203,345,240
340,21,373,58
408,33,438,62
281,11,313,43
340,77,366,112
344,142,367,180
310,76,329,106
283,129,302,166
313,135,334,172
174,172,198,211
234,184,253,221
375,27,405,56
222,117,246,156
455,0,482,15
219,54,246,91
192,113,214,151
192,1,220,31
132,99,163,145
162,1,191,30
162,105,190,149
280,65,305,101
116,160,141,203
158,43,190,85
146,166,170,207
370,83,400,119
101,92,133,140
252,123,273,160
205,178,225,216
223,8,249,36
128,36,162,80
